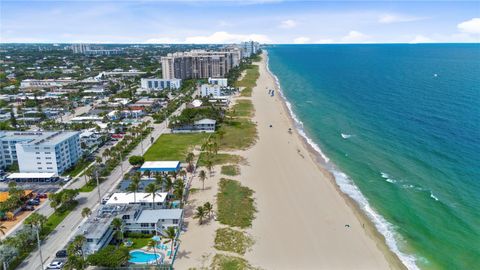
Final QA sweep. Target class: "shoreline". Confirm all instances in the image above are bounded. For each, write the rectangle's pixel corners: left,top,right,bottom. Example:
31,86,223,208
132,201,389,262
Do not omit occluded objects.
237,51,407,269
263,51,409,270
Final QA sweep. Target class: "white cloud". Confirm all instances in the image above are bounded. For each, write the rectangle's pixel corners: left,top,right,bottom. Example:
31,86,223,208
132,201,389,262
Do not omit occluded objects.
378,14,424,24
145,37,180,44
409,35,435,43
341,31,369,43
293,36,311,44
457,18,480,34
316,39,334,44
184,31,271,44
279,19,297,29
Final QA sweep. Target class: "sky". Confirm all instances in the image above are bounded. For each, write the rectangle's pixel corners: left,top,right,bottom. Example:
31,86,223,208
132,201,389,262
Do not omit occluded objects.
0,0,479,44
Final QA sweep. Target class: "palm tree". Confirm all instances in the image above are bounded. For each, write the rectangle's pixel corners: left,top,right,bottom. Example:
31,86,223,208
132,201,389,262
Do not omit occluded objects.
95,156,102,165
144,183,160,209
173,179,185,202
178,170,187,180
203,202,213,218
147,239,160,265
198,170,207,190
185,152,194,168
0,223,6,236
193,206,207,225
24,213,47,228
111,218,124,247
81,207,92,218
126,174,141,203
162,227,178,259
103,148,111,160
205,159,214,177
163,176,174,193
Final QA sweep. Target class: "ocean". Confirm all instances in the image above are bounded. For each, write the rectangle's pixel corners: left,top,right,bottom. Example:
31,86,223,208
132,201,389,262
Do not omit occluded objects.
266,44,480,270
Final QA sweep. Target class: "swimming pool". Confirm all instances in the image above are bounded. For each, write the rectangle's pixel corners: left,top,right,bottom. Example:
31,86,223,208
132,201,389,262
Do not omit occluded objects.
129,250,161,264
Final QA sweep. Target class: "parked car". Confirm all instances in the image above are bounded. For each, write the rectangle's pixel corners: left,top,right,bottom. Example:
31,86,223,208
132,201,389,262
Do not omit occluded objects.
22,205,35,211
27,199,40,206
55,250,67,258
45,260,63,269
63,176,71,182
38,193,48,199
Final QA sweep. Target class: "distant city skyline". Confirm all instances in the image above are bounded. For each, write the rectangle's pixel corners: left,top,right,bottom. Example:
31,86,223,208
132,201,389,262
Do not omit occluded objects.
1,0,479,44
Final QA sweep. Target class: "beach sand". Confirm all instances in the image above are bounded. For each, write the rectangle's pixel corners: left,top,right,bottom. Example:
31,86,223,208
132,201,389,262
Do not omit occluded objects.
175,52,405,270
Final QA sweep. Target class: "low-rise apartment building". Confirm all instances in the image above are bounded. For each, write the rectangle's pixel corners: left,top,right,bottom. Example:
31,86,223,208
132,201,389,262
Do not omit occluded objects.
0,131,82,174
140,78,182,90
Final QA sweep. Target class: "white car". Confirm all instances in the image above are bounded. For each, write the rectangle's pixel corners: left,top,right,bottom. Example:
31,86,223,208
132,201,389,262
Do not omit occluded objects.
46,261,63,269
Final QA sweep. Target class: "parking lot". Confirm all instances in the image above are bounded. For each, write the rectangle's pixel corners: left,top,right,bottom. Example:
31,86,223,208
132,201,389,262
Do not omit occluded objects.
0,182,60,194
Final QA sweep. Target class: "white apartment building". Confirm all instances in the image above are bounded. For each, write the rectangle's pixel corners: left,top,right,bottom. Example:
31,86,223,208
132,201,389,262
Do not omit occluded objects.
200,84,222,97
78,204,183,254
140,78,182,90
20,79,77,89
105,192,169,209
208,77,228,87
0,131,82,174
240,41,260,58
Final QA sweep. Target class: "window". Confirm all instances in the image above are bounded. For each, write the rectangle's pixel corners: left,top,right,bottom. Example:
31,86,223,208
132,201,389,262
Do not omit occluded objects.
173,219,179,224
37,162,41,165
46,162,52,164
35,152,40,154
45,152,51,154
37,167,42,170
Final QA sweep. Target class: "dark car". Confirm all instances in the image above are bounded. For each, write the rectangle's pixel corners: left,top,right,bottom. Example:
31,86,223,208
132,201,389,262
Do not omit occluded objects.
22,205,35,211
38,193,48,199
55,250,67,258
27,199,40,206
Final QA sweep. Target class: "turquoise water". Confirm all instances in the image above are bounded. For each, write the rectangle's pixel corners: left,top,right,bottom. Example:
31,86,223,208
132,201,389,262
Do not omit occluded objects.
129,250,161,264
267,44,480,270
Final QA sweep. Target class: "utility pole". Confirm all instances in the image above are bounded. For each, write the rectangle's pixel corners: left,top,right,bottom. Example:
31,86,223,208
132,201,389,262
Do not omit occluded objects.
35,225,44,270
96,169,101,205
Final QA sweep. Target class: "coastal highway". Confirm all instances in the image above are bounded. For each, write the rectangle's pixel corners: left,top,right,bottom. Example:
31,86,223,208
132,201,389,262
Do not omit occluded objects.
16,104,185,270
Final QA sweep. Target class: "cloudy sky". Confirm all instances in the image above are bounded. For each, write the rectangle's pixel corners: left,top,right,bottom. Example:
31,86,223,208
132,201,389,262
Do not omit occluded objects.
1,0,479,44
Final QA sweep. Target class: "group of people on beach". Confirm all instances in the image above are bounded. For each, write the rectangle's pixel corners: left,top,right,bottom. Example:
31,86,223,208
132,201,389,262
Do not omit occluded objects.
268,89,275,96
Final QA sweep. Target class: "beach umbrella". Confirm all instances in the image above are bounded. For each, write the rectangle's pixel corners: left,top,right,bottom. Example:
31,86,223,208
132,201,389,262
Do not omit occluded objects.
151,235,161,242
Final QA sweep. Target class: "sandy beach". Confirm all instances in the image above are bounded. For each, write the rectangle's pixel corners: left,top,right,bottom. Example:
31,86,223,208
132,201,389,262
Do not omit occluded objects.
176,52,405,270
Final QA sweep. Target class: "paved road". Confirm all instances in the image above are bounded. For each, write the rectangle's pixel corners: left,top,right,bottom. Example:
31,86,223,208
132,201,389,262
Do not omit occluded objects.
16,104,185,270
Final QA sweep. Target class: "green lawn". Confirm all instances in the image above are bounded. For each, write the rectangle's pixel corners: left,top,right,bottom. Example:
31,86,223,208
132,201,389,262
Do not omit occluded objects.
217,119,257,150
144,133,210,161
229,99,254,118
62,159,93,177
78,182,96,193
214,228,254,255
211,254,257,270
221,165,240,176
235,65,259,98
197,153,246,167
217,179,256,228
123,237,151,250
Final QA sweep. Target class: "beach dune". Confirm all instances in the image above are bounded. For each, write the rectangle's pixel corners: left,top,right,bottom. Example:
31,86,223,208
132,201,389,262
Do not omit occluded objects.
240,52,404,270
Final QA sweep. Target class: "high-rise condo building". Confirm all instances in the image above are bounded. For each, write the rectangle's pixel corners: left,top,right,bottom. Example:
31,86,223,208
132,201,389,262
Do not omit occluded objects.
161,49,241,80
